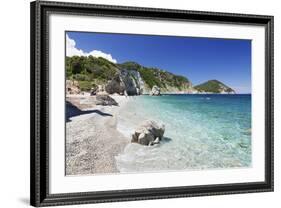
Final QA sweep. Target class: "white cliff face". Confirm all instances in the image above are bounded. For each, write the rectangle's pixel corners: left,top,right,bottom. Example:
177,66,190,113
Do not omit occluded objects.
135,71,145,94
119,69,144,95
103,69,144,96
112,69,195,95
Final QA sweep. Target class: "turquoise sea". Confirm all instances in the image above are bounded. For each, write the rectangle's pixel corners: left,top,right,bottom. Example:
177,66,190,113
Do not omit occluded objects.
115,94,251,173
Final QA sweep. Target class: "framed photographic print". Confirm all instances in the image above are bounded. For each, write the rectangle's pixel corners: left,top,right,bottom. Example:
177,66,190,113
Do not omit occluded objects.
30,0,274,207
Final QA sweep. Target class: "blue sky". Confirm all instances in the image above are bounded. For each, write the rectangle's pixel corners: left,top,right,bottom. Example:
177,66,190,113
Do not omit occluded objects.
66,31,251,93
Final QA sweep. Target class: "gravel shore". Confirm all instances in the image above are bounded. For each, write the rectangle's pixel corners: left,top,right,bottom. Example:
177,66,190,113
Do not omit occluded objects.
66,95,130,175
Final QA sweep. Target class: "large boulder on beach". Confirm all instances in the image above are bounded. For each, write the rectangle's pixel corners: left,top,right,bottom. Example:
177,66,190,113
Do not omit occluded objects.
105,74,126,95
95,85,109,95
150,85,161,96
90,85,99,96
66,80,80,95
95,95,118,106
131,120,165,146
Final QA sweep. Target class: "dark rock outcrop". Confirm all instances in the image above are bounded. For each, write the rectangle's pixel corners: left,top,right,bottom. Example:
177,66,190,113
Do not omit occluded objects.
104,69,144,96
119,69,144,95
90,85,99,96
105,74,125,95
96,95,118,106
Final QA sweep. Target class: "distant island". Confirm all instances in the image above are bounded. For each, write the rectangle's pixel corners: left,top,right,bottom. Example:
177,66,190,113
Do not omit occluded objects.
194,80,235,94
66,56,235,96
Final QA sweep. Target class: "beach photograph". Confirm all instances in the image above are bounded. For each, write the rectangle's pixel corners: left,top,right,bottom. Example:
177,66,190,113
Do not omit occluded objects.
65,31,252,176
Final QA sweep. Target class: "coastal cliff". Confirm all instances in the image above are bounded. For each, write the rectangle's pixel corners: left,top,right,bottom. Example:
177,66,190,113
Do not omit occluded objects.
118,62,192,94
66,56,234,95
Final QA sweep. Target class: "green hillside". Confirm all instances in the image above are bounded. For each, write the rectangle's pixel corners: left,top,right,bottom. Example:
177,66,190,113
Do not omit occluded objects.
194,80,235,93
66,56,119,91
66,56,235,94
118,62,191,90
66,57,191,92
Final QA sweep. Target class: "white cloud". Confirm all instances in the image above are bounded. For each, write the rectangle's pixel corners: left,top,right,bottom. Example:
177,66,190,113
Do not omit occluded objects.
66,34,117,63
66,35,85,57
87,50,117,64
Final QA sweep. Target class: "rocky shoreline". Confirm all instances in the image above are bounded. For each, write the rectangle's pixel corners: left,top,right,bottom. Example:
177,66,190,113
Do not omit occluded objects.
65,81,236,175
65,94,130,175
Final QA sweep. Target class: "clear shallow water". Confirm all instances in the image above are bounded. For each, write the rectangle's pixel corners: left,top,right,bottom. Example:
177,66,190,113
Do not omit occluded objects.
116,94,251,173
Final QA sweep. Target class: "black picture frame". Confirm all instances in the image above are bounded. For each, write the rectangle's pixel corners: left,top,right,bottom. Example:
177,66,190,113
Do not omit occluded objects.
30,0,274,207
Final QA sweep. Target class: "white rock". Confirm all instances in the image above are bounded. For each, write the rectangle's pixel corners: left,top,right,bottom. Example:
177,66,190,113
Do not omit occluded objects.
131,120,165,146
150,85,161,96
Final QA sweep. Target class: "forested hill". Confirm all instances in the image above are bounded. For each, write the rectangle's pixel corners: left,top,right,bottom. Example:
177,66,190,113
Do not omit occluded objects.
118,62,192,92
194,80,235,94
66,56,192,94
66,56,235,95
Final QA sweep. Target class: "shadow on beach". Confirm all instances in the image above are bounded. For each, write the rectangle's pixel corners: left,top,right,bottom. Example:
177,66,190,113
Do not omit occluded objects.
66,101,112,122
161,137,172,144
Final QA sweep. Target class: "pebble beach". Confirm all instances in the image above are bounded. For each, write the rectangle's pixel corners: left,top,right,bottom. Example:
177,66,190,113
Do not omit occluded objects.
65,95,130,175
